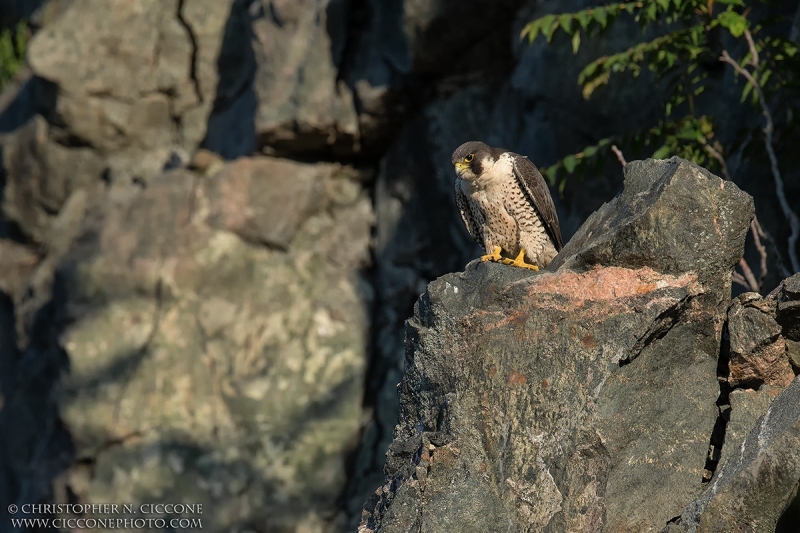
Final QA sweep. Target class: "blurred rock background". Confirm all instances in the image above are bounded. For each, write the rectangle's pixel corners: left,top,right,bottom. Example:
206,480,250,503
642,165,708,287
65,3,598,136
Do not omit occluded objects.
0,1,797,532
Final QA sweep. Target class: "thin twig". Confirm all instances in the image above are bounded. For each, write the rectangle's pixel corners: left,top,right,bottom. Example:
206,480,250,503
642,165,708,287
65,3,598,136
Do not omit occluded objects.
699,138,731,180
738,258,760,292
611,144,627,167
732,271,751,291
757,223,792,279
720,34,800,273
743,30,759,68
751,218,768,288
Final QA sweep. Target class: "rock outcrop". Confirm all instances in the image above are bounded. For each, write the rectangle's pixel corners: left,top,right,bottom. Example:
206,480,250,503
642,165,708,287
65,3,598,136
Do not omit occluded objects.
0,4,377,530
53,160,372,531
669,375,800,533
666,272,800,533
359,158,798,532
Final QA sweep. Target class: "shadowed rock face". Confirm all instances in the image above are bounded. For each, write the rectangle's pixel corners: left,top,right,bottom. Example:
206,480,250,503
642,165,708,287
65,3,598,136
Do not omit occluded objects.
666,272,800,533
51,162,373,532
359,157,757,532
669,375,800,533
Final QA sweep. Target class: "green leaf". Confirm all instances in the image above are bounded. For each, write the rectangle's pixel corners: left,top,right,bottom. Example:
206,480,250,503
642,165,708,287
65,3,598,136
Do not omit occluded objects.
594,6,608,28
559,13,573,34
657,0,670,11
717,11,748,38
581,70,611,99
740,81,753,103
538,15,558,42
572,31,581,54
534,14,556,42
653,145,671,159
716,0,745,4
521,22,539,43
645,2,657,22
579,60,599,82
562,155,578,173
760,69,772,88
583,145,598,158
575,10,591,31
0,21,26,90
543,166,558,186
699,117,713,136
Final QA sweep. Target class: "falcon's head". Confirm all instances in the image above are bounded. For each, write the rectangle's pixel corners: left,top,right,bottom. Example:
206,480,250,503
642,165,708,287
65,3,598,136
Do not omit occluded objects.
451,141,501,181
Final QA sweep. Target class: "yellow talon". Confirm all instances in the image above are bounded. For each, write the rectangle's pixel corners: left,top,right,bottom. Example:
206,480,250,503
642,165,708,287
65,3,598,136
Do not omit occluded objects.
507,250,539,271
481,246,504,262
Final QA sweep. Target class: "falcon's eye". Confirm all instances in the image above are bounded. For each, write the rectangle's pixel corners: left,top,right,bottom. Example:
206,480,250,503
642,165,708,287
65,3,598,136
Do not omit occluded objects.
464,154,474,163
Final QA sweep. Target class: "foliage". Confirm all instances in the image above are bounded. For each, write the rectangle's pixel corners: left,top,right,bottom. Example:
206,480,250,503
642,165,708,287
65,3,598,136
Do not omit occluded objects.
522,0,800,187
0,21,28,91
541,115,725,187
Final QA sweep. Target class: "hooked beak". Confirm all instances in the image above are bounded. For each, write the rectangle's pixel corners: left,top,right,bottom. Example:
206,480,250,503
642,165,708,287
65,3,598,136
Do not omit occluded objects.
454,161,468,176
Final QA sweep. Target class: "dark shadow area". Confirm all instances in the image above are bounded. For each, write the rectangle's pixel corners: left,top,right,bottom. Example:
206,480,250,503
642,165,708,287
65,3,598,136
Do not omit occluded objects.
200,0,257,160
0,291,17,520
0,273,73,533
324,0,524,162
0,74,57,135
0,144,5,239
0,0,45,29
702,324,732,483
776,480,800,533
58,346,151,406
340,108,484,527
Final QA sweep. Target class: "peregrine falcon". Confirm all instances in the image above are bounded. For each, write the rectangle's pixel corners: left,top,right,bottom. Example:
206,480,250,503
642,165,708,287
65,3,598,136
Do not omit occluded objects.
452,141,562,270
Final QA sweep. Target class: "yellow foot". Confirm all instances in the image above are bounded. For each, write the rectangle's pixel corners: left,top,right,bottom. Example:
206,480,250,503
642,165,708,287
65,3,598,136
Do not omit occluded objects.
481,246,504,262
505,250,539,271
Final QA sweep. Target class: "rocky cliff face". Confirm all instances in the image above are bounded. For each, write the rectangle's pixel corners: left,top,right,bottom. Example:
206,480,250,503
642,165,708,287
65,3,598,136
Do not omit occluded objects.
0,2,378,531
359,158,800,532
0,1,798,533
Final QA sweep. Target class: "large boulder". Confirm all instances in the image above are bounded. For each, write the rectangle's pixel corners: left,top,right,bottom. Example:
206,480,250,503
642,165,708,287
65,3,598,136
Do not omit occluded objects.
0,155,374,532
359,157,755,532
249,0,359,157
24,0,232,180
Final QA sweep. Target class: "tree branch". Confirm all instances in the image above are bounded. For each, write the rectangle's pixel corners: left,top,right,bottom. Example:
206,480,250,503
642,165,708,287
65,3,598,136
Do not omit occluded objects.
732,270,751,291
756,222,792,279
751,218,768,289
743,30,759,68
699,138,731,181
611,144,627,167
720,35,800,273
738,258,760,293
